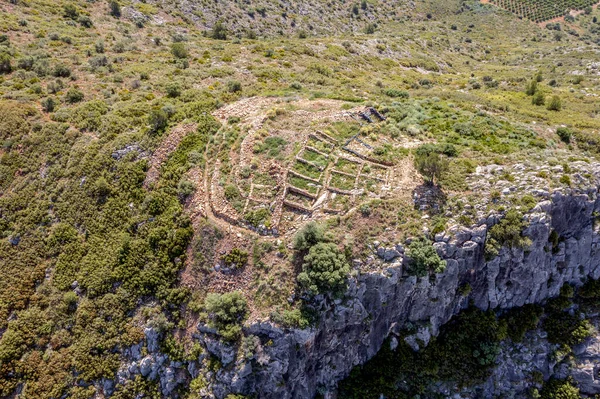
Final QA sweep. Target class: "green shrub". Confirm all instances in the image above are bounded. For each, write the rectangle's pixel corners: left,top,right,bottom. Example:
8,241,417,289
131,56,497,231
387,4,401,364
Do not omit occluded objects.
556,127,571,144
221,248,248,269
0,52,12,74
484,210,531,260
109,0,121,18
176,178,195,200
539,379,580,399
166,82,182,98
204,291,248,341
297,242,350,295
0,101,33,140
547,95,562,111
532,91,545,106
244,208,271,228
78,16,93,28
525,79,537,96
210,21,228,40
253,136,287,158
578,278,600,300
500,304,543,342
63,4,79,19
171,43,188,59
227,80,242,93
293,222,325,251
270,308,311,329
53,64,71,78
405,238,446,277
65,88,84,104
543,285,593,347
338,307,506,397
148,109,168,134
384,89,409,98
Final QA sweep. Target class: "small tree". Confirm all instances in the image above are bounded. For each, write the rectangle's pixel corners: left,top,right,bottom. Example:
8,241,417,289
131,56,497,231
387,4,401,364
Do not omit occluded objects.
204,291,248,341
405,238,446,277
297,242,350,295
414,152,448,186
171,42,188,59
547,95,562,111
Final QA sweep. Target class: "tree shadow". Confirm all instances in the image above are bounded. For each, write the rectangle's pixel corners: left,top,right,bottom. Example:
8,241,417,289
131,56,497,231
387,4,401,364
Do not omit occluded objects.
412,183,447,214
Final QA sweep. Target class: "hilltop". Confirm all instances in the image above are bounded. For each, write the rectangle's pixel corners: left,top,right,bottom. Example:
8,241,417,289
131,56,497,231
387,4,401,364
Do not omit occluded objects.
2,0,600,398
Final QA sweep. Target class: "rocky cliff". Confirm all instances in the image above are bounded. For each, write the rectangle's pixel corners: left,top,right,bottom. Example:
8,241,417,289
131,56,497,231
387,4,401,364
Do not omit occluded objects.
112,183,600,398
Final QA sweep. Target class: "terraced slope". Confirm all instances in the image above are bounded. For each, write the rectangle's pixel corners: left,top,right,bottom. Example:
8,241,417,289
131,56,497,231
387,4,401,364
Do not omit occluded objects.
489,0,598,22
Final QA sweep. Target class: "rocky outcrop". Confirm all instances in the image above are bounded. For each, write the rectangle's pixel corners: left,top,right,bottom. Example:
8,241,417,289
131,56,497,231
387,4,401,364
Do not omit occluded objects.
109,183,600,398
204,190,600,398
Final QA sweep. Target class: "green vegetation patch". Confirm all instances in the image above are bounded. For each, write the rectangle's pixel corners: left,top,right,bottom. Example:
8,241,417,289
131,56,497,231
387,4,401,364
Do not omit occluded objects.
292,160,322,180
300,148,329,168
288,175,321,195
329,171,355,191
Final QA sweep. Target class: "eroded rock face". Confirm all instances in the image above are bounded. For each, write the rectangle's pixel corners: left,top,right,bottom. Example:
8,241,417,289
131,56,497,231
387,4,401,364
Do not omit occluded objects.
110,190,600,398
206,192,600,398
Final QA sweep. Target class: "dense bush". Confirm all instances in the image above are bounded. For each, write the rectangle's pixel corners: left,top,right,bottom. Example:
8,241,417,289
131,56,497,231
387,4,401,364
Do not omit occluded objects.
204,291,248,341
109,0,121,18
532,91,545,106
210,21,228,40
338,307,507,398
556,127,572,144
227,80,242,93
297,242,350,295
500,304,543,342
293,222,325,251
53,64,71,78
547,95,562,111
65,88,84,103
0,52,12,74
539,378,580,399
384,88,409,98
405,238,446,277
543,286,593,347
222,248,249,269
0,101,34,140
148,109,169,134
63,4,79,19
166,82,182,98
171,43,188,59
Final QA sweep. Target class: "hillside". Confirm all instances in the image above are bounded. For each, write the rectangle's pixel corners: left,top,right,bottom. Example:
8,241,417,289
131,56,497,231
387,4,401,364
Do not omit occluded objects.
2,0,600,398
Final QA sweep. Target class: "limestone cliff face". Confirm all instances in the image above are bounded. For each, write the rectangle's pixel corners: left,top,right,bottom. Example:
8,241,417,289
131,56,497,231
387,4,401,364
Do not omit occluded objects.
202,191,600,398
113,190,600,398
